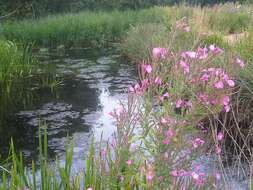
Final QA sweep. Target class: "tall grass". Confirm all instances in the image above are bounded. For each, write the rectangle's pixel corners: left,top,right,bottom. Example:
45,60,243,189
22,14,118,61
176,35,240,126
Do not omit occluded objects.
0,8,171,47
0,126,81,190
2,4,253,48
0,40,33,116
0,40,57,122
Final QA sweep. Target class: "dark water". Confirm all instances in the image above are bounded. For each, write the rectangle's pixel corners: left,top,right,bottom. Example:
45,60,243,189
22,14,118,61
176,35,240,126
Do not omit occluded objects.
0,47,137,166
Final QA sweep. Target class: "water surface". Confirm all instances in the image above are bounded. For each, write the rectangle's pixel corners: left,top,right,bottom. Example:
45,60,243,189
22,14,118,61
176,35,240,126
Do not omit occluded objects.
0,47,137,166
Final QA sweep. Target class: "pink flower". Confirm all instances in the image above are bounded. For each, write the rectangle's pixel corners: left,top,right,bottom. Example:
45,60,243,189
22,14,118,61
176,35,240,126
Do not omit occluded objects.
200,73,210,82
226,79,235,87
183,26,190,32
209,44,223,55
197,47,208,59
160,117,168,124
185,100,193,108
159,92,169,102
108,111,114,118
191,172,200,181
217,132,224,141
215,172,221,180
126,159,133,166
141,78,149,86
221,96,231,112
143,64,152,74
163,92,169,98
221,96,230,106
224,105,230,112
115,106,124,116
128,86,135,93
192,138,205,148
235,58,245,68
171,169,189,177
134,83,140,91
178,169,189,177
215,145,221,154
146,170,155,182
87,188,92,190
154,76,162,85
110,138,117,148
163,138,170,145
191,172,205,185
171,170,178,177
198,93,209,105
166,128,175,138
176,99,184,108
214,81,224,89
208,67,215,72
179,60,190,74
152,47,167,59
101,148,107,157
159,96,165,102
210,98,218,105
181,51,197,59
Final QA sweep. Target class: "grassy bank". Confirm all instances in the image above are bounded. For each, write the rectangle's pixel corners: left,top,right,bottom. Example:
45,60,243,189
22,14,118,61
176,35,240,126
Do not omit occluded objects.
0,8,171,47
1,4,253,48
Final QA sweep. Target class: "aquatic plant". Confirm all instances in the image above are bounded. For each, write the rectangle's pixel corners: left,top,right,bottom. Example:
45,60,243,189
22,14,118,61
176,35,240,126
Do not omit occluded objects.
0,40,59,123
0,40,33,117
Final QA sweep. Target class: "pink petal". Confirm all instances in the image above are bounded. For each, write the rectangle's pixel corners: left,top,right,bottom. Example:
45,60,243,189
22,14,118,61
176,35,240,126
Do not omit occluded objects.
236,58,245,68
226,79,235,87
214,81,224,89
145,64,152,73
224,105,230,113
176,99,184,108
126,159,133,165
217,132,224,141
221,95,230,106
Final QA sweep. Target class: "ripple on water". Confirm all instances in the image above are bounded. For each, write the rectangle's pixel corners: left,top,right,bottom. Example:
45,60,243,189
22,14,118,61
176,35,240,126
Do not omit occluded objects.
9,48,137,166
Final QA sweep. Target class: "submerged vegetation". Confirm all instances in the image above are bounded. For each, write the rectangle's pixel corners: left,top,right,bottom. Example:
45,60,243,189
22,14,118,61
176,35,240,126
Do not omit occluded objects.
1,2,253,190
0,41,33,117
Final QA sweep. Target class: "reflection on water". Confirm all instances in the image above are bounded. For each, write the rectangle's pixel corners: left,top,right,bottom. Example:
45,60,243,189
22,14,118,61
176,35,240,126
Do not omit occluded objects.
0,47,137,165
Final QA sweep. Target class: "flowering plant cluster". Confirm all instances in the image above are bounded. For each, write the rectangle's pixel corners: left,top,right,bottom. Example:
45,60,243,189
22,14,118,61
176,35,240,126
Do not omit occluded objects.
85,20,245,190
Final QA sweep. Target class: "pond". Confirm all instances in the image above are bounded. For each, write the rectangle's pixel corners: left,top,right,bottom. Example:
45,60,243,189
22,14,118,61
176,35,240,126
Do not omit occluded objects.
0,47,137,168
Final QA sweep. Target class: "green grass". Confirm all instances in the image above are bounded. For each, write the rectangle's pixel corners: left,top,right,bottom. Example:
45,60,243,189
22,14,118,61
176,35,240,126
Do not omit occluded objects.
1,4,253,48
207,9,252,34
234,29,253,62
121,23,170,62
0,40,33,116
0,127,80,190
0,40,57,121
0,8,171,48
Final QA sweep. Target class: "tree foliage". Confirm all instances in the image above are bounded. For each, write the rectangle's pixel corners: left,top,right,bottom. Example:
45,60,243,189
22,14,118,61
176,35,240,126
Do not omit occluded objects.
0,0,248,19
